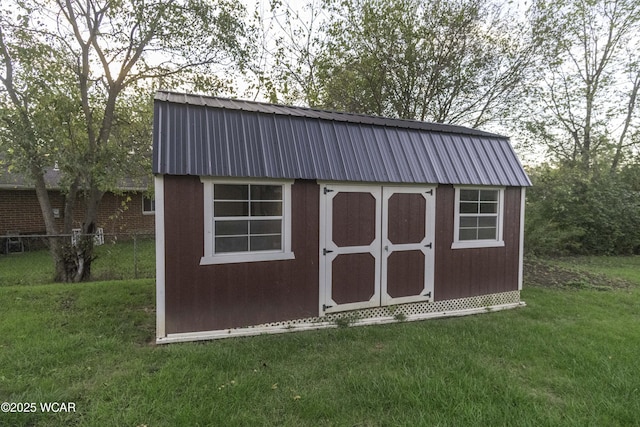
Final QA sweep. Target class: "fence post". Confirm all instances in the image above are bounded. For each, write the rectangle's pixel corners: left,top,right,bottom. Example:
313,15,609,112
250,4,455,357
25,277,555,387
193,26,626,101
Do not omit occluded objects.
133,233,138,279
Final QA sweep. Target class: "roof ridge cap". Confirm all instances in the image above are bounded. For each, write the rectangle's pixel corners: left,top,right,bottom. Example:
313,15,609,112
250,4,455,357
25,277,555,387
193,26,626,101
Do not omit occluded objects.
154,90,506,139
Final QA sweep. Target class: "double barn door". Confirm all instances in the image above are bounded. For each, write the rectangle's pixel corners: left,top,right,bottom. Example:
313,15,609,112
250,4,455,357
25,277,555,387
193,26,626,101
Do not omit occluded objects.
319,184,435,314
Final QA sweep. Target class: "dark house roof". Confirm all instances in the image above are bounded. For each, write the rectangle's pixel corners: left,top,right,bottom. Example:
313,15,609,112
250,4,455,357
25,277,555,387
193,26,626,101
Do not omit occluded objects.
0,164,149,191
0,166,63,190
153,90,531,187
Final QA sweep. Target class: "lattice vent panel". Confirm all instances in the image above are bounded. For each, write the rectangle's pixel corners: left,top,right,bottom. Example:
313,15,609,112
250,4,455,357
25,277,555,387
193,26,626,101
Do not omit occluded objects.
248,291,521,330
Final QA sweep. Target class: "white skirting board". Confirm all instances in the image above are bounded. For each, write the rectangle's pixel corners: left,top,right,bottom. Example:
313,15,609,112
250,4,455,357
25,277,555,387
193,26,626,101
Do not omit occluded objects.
156,291,525,344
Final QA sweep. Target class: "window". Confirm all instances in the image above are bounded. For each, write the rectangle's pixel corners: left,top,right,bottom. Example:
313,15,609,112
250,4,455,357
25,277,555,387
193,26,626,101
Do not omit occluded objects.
201,180,295,265
143,196,155,214
452,187,504,249
213,184,283,253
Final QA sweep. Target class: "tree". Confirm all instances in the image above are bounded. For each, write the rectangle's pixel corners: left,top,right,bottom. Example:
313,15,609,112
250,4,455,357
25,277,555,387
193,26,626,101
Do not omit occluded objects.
0,0,247,282
253,0,536,128
526,0,640,172
525,163,640,255
246,0,328,105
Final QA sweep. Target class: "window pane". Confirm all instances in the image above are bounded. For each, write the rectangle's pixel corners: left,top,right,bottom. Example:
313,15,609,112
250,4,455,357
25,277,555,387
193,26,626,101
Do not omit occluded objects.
250,235,282,251
478,216,497,227
215,220,248,236
143,197,155,212
214,201,249,217
480,190,499,202
460,202,479,214
478,227,497,240
215,236,248,253
214,184,248,200
460,189,479,202
457,188,500,243
480,202,498,214
459,229,477,241
460,217,478,227
251,185,282,201
251,201,282,216
250,219,282,235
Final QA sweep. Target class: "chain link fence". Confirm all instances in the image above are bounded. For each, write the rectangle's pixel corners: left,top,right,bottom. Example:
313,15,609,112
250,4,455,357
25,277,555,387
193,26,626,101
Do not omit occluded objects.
0,232,155,285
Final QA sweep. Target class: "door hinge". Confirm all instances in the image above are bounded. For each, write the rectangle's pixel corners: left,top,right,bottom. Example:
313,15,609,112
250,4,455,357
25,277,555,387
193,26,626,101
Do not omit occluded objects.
425,242,432,249
324,187,334,195
323,304,333,311
425,189,433,195
323,248,334,255
423,291,432,298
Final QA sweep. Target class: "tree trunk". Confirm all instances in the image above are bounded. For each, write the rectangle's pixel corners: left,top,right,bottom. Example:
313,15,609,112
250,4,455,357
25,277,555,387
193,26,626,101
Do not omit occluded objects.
39,179,103,283
53,236,94,283
59,187,103,283
29,163,70,282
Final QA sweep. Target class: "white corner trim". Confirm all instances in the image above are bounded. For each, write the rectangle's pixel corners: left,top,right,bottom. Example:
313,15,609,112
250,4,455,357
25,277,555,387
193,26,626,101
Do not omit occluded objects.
518,187,526,290
154,175,166,339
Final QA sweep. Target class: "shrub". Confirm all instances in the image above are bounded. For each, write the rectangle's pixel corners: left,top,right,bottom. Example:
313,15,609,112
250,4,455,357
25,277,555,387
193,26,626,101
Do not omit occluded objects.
525,164,640,256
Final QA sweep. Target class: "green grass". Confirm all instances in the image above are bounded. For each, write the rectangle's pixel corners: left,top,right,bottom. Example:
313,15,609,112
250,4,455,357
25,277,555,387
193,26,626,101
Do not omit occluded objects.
0,249,52,286
0,238,155,286
0,257,639,426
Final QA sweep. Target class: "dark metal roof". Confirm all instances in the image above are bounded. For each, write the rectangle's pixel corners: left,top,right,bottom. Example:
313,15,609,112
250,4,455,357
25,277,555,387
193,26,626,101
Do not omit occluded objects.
153,90,531,186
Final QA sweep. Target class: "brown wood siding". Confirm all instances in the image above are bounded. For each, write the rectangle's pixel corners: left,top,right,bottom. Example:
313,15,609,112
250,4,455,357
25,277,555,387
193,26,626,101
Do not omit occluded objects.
434,185,521,300
163,176,319,333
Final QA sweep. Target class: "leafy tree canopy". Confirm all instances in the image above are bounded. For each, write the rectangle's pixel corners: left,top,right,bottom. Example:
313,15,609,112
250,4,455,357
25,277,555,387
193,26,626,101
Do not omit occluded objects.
0,0,248,281
524,0,640,172
252,0,536,128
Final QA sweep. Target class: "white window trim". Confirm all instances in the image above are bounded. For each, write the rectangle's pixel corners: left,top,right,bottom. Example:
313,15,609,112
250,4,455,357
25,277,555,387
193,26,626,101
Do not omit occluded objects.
452,186,505,250
142,195,155,215
200,178,295,265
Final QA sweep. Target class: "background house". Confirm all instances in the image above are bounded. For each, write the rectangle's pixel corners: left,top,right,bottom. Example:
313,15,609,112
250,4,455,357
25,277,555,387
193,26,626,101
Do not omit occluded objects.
0,164,155,242
153,90,531,343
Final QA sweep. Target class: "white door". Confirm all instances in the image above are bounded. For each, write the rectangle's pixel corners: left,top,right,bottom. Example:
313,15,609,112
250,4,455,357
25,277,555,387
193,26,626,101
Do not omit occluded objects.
319,184,382,314
320,184,435,315
381,186,435,306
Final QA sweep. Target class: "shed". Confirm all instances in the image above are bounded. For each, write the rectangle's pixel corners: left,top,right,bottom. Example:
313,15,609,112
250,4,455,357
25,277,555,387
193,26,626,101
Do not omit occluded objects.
153,90,531,343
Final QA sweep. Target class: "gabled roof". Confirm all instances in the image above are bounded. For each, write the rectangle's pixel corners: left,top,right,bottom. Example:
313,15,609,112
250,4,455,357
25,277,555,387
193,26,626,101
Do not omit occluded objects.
153,90,531,187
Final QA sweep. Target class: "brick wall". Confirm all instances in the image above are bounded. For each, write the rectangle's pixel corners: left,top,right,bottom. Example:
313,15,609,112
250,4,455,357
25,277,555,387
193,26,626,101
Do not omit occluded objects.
0,189,155,236
97,192,156,235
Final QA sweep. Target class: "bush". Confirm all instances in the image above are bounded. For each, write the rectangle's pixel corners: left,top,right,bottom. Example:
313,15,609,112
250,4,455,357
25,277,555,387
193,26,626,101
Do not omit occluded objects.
525,164,640,256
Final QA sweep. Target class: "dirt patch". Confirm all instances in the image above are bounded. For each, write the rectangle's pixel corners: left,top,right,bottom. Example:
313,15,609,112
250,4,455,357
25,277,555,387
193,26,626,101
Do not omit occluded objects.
524,258,632,290
58,294,76,310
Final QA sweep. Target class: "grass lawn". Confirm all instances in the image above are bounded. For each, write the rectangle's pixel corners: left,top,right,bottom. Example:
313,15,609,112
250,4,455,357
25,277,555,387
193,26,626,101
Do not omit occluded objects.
0,256,639,426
